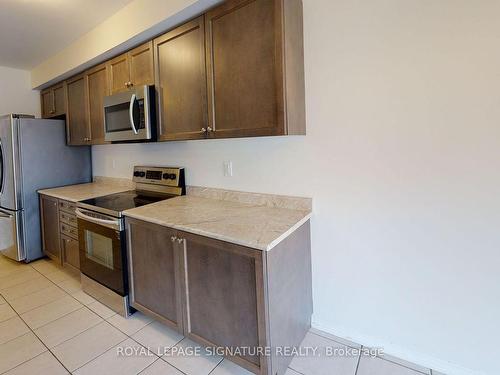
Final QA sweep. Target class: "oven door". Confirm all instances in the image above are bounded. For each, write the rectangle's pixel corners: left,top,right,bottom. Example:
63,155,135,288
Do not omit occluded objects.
76,209,127,296
103,85,154,142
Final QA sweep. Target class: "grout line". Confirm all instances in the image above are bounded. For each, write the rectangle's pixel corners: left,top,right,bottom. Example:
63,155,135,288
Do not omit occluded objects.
287,366,307,375
206,357,225,375
354,345,362,375
0,292,72,374
70,336,132,372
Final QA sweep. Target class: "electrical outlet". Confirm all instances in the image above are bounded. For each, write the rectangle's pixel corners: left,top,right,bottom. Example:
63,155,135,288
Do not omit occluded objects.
223,161,233,177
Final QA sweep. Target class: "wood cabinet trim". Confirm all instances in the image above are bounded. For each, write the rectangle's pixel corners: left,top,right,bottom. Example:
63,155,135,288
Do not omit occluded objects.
126,218,184,332
128,41,154,88
85,62,110,145
107,52,130,94
204,0,286,139
65,73,90,145
177,229,269,374
154,16,208,141
40,194,62,263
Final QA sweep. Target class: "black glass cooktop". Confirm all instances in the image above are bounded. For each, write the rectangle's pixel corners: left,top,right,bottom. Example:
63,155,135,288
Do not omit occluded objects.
79,190,175,215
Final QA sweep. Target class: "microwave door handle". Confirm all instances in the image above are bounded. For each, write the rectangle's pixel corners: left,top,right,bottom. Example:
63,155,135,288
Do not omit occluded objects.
129,94,138,135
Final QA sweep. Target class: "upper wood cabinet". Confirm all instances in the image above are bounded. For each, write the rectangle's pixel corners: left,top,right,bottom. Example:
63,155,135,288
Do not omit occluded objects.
154,16,208,141
41,83,66,118
40,0,306,145
86,63,109,145
108,41,154,94
205,0,305,138
65,73,90,145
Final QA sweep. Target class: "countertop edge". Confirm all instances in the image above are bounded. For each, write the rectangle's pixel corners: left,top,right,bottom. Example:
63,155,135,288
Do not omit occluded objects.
122,211,312,251
264,213,313,251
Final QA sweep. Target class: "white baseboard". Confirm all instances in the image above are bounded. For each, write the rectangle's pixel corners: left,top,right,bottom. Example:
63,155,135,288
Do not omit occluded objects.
310,318,484,375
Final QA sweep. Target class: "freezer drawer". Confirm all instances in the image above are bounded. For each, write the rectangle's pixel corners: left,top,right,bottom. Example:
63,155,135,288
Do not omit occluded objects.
0,208,24,261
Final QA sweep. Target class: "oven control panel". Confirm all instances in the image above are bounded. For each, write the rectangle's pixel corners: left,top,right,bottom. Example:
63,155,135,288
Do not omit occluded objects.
133,166,185,188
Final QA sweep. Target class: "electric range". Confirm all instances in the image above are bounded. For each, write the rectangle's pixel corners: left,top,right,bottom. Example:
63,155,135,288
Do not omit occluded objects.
76,166,185,317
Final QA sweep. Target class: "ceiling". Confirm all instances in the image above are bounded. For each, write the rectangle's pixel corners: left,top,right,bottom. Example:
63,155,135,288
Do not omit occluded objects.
0,0,134,70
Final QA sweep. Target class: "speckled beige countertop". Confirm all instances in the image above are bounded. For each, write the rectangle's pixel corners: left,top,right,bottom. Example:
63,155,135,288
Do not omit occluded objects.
37,177,134,202
39,178,312,251
123,194,312,251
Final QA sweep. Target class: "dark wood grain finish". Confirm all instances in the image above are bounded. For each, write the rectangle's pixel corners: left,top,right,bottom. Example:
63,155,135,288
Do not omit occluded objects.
53,83,66,116
108,53,130,94
40,89,54,118
266,220,312,375
65,74,90,145
86,63,109,145
154,16,208,141
129,41,154,88
126,218,183,330
179,231,268,373
205,0,284,138
61,235,80,270
40,194,61,263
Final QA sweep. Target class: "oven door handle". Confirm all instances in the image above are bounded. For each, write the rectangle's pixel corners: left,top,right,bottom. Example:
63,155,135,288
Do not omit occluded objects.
129,94,138,135
75,208,121,229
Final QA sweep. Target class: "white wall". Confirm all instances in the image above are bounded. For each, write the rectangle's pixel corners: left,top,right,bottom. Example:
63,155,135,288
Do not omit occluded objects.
31,0,221,88
93,1,500,374
0,66,40,117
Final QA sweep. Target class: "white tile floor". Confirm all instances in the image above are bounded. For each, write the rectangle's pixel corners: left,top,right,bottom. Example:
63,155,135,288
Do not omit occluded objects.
0,256,442,375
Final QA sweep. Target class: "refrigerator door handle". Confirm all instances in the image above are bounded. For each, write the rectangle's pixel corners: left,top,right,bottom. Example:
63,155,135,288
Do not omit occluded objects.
0,139,4,196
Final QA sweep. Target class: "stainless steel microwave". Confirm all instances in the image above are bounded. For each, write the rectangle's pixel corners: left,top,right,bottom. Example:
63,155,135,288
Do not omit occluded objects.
103,85,156,142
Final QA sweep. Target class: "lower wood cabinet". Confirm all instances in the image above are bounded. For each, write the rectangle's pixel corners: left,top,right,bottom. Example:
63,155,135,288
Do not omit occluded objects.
40,194,61,262
126,217,312,375
61,235,80,270
181,230,265,370
40,194,80,270
126,220,183,330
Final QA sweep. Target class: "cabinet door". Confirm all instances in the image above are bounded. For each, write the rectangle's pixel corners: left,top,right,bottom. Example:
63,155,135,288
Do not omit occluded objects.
154,17,208,140
41,89,54,118
154,17,208,141
180,231,267,373
40,195,61,263
126,219,183,331
108,53,130,94
205,0,284,138
86,63,109,145
53,84,66,116
66,74,90,145
61,235,79,270
129,41,154,88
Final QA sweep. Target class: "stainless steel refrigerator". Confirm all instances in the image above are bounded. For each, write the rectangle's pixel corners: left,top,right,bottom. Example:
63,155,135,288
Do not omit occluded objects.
0,114,91,262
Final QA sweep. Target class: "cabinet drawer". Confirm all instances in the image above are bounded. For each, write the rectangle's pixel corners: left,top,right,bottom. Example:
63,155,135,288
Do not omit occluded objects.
59,211,77,228
59,200,76,214
60,222,78,240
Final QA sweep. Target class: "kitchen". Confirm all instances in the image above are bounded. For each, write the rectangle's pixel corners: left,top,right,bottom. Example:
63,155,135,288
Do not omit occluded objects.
0,1,498,375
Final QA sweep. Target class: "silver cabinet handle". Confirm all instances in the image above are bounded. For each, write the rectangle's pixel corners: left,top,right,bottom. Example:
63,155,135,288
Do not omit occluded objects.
177,238,184,244
171,236,177,242
207,126,213,132
201,128,206,133
129,94,138,135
